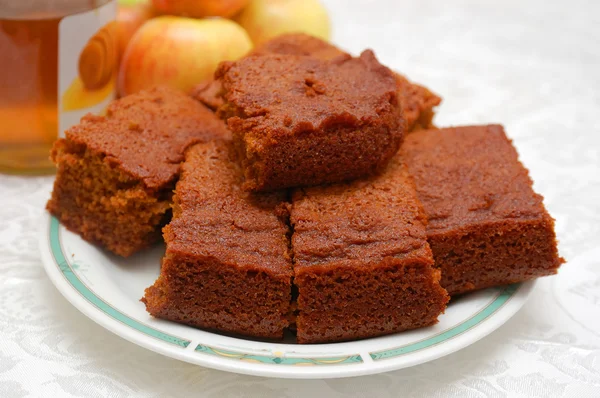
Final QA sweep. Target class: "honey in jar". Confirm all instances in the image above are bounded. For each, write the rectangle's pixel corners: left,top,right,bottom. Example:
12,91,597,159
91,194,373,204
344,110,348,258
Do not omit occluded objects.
0,0,117,174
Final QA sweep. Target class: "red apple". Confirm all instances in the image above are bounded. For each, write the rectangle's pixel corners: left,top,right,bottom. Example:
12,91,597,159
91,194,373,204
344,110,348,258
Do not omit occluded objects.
118,16,253,97
116,1,155,61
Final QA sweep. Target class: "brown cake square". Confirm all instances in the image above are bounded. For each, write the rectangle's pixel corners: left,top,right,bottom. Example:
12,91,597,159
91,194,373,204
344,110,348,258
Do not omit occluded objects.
47,87,230,257
401,125,564,295
192,33,441,132
215,50,403,192
251,32,347,60
142,141,293,339
290,156,449,344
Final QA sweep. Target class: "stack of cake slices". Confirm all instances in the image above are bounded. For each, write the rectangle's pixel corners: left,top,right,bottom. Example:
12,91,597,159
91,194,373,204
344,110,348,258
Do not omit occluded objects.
47,34,563,344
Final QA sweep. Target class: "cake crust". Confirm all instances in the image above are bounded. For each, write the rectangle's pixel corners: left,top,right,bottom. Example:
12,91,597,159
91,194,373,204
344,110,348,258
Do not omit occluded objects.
401,125,564,295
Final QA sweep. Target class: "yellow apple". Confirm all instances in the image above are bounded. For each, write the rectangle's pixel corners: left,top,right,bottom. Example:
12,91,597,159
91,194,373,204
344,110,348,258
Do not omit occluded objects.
152,0,250,18
118,16,253,97
116,1,155,61
118,0,149,6
236,0,331,46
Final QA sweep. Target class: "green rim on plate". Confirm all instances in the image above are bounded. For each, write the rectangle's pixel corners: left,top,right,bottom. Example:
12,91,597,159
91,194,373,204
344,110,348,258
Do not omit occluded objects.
49,216,519,366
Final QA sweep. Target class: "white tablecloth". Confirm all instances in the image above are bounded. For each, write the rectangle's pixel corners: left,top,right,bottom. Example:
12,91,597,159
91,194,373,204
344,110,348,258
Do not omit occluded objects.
1,0,599,396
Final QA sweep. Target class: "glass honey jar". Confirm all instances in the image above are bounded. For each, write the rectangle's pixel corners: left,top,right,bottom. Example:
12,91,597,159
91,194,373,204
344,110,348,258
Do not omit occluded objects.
0,0,117,174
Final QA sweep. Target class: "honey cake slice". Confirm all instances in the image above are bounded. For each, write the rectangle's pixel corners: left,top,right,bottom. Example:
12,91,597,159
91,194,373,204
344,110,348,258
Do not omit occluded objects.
47,86,230,257
216,50,403,192
401,125,564,295
142,141,293,339
290,156,449,344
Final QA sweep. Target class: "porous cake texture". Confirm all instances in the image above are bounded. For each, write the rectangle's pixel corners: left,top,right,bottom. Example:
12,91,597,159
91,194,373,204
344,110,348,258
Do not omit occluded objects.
401,125,564,295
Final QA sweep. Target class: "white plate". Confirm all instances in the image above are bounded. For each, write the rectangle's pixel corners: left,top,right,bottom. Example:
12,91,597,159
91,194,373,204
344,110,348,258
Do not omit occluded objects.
40,213,535,379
